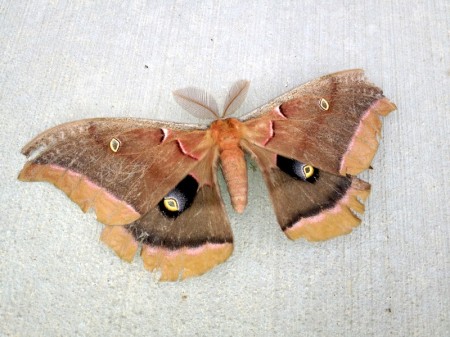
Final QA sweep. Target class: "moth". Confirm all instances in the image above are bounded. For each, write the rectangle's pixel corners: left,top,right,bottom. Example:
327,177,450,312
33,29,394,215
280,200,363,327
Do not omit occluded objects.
19,69,396,281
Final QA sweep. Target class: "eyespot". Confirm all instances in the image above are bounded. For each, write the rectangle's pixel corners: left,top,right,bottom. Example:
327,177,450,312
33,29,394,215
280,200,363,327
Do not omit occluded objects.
276,155,319,183
163,197,179,212
319,98,329,111
110,138,121,152
158,175,199,218
302,164,314,179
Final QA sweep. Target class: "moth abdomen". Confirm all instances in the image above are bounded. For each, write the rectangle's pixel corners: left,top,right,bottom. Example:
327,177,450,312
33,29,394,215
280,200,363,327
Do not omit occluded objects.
219,147,248,213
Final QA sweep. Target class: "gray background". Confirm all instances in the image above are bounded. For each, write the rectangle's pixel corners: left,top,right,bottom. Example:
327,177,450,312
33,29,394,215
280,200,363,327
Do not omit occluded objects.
1,1,448,336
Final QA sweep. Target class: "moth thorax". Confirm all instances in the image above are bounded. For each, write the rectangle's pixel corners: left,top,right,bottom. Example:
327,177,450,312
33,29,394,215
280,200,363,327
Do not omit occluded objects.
210,118,243,148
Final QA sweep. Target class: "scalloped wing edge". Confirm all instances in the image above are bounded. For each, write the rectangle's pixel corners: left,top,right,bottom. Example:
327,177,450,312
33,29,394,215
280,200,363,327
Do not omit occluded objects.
339,98,396,175
284,178,371,241
100,224,233,281
18,162,142,225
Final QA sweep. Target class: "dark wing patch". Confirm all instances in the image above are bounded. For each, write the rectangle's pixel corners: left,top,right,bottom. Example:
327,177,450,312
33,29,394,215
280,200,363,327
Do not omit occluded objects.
243,141,370,241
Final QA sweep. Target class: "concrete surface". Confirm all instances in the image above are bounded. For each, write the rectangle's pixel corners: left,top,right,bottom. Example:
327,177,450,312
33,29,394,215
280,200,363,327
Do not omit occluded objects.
0,1,448,336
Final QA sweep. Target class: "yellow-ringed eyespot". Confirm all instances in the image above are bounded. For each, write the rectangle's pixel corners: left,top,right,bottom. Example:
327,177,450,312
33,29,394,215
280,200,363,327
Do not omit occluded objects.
158,175,199,218
302,164,314,179
319,98,329,111
109,138,121,152
163,197,179,212
276,155,319,183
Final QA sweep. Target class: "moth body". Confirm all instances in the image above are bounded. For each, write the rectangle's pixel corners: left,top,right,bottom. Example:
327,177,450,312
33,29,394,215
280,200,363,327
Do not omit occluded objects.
19,70,396,281
210,118,248,213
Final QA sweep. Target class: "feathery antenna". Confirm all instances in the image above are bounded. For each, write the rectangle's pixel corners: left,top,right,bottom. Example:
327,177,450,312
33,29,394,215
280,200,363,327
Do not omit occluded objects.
222,80,250,117
173,87,220,119
173,80,250,119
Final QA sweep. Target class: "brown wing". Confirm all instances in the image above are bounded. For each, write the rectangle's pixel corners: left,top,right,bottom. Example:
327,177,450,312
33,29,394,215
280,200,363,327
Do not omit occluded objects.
242,69,396,175
19,118,211,225
241,70,395,240
19,118,233,280
100,150,233,281
242,141,369,240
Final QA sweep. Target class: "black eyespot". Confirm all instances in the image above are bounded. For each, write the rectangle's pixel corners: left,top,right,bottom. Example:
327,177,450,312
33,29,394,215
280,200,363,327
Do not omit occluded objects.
158,175,199,218
276,155,319,183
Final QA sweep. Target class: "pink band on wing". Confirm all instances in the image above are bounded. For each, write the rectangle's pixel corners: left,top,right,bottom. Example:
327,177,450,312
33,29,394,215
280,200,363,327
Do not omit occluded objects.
284,179,370,241
141,242,233,281
339,98,396,175
18,162,141,226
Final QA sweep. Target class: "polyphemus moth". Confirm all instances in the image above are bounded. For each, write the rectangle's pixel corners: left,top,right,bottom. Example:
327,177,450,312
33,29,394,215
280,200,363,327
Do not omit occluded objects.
19,69,396,281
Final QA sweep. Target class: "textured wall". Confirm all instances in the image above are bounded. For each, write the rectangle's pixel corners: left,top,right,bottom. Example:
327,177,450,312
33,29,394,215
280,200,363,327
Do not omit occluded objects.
1,1,448,336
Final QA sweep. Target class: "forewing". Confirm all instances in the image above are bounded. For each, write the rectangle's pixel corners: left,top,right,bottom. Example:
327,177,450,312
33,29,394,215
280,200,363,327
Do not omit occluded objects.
19,118,211,226
242,69,396,175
